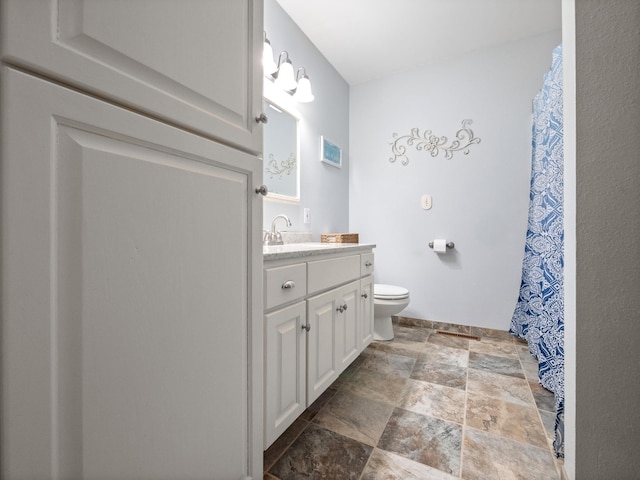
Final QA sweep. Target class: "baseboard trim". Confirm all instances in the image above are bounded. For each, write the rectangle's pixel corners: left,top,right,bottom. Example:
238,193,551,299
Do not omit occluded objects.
393,315,515,341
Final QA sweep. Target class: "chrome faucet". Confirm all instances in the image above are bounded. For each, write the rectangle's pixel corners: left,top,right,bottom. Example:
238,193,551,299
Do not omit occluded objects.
264,214,292,245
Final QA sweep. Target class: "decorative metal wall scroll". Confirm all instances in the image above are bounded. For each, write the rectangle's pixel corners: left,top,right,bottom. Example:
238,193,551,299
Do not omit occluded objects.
389,119,481,166
265,153,297,179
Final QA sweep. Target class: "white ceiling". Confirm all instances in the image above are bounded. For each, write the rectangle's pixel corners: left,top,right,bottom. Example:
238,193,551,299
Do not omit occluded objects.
275,0,562,86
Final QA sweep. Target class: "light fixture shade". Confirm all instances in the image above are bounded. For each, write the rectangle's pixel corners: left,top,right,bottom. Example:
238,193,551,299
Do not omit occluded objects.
293,75,314,103
263,40,278,75
275,59,297,91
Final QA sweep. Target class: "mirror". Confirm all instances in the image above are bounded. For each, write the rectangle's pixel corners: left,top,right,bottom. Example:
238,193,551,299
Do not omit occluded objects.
263,80,300,203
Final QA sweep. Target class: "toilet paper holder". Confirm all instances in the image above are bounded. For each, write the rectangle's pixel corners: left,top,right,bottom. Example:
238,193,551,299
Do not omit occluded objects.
428,241,455,249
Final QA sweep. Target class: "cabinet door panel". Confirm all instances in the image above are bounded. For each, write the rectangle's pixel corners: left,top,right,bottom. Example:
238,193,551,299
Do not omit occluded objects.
360,276,374,349
1,0,263,154
306,291,338,405
1,68,262,479
335,281,360,372
264,302,306,448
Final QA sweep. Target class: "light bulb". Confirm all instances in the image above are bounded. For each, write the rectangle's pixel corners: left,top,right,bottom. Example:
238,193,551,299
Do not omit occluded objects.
293,75,314,103
275,59,297,91
263,40,278,76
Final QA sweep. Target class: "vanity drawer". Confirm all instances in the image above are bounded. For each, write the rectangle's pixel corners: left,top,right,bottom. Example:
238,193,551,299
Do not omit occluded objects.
265,263,307,310
307,255,360,295
360,253,374,276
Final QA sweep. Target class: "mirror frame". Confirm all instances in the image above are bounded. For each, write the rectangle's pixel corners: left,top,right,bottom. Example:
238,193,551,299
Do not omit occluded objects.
263,79,301,204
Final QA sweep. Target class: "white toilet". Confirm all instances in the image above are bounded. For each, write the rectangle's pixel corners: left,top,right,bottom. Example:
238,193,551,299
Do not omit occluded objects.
373,284,410,341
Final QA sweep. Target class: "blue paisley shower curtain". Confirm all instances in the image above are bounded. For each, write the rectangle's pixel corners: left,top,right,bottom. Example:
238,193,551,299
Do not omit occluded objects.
510,44,564,458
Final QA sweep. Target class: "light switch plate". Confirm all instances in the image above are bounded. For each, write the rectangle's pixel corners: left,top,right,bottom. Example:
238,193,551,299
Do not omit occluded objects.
421,194,432,210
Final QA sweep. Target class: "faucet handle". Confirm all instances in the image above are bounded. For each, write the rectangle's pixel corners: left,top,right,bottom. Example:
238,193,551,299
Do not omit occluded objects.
262,230,272,246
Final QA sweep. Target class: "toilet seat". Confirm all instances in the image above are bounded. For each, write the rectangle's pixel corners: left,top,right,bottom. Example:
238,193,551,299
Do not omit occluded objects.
374,284,409,300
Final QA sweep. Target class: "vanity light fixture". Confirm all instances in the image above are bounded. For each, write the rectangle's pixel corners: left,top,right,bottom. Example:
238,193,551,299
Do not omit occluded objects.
263,32,278,75
273,51,297,91
263,31,314,103
293,68,315,103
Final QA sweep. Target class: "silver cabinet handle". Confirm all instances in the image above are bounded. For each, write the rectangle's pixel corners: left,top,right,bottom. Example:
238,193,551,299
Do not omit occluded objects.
255,185,268,196
301,324,311,332
343,304,348,311
336,305,344,313
282,280,295,290
361,292,368,299
255,113,268,124
365,261,372,267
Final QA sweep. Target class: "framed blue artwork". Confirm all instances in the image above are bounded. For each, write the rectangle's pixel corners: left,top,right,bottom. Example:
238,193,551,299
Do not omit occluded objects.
321,136,342,168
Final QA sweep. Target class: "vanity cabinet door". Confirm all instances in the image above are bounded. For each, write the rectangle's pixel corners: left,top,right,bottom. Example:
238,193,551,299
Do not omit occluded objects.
306,279,361,405
359,275,375,349
264,302,307,448
0,67,262,479
1,0,263,154
306,289,339,405
335,280,360,372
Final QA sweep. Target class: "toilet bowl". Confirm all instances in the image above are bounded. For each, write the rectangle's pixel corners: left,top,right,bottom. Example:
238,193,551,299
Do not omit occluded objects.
373,284,410,341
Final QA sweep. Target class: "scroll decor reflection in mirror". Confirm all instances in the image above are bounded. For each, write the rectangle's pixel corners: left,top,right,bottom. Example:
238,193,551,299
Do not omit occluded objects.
263,79,301,203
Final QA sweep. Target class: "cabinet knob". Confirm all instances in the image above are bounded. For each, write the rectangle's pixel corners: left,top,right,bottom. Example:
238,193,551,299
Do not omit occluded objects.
255,113,268,124
336,305,344,313
301,324,311,332
343,304,348,311
282,280,295,289
365,261,372,267
361,292,368,299
255,185,269,196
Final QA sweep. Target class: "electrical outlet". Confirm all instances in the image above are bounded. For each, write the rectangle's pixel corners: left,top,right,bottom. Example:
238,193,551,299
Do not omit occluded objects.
303,208,310,224
421,194,432,210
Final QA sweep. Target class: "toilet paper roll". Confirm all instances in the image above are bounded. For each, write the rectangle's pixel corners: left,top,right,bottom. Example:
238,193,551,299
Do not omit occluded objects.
433,239,448,253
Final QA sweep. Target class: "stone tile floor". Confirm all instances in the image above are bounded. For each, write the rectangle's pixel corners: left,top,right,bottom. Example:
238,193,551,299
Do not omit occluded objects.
264,322,565,480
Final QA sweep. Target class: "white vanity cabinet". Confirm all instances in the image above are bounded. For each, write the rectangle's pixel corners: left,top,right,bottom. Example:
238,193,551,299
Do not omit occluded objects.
1,2,264,479
263,245,375,448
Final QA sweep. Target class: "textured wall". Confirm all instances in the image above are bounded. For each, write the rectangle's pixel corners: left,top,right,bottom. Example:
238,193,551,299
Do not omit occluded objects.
573,0,640,477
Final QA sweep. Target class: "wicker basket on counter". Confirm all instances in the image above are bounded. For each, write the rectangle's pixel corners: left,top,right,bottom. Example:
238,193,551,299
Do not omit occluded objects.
320,233,359,244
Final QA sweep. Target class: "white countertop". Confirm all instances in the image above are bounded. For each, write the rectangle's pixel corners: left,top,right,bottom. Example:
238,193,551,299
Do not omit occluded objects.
263,242,376,261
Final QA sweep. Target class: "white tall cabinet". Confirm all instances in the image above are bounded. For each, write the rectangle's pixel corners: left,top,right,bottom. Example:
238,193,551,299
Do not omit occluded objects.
1,1,264,479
